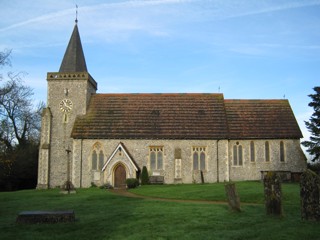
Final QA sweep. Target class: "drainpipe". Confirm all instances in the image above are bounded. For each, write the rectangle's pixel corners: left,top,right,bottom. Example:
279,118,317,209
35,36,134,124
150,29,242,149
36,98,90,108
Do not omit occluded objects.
228,139,230,182
80,139,83,188
216,140,220,183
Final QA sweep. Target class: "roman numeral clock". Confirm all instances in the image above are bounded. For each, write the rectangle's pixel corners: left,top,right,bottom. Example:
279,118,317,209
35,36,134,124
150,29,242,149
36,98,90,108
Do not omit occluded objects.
59,99,73,123
59,99,73,113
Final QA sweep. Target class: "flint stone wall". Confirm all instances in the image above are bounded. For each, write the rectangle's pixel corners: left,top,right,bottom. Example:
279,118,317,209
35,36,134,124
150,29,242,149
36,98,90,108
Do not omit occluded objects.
70,138,306,188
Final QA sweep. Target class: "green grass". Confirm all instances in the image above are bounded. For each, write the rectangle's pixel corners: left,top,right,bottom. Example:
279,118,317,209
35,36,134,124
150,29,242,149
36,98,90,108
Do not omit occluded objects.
129,181,300,205
0,182,318,240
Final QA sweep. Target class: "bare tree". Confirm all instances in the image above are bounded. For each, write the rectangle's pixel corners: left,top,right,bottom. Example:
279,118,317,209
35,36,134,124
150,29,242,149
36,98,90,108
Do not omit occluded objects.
0,76,43,149
0,49,43,190
0,49,11,81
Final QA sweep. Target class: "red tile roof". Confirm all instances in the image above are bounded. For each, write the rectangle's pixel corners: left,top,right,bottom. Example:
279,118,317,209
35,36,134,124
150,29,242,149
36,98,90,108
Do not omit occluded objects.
71,94,302,140
224,99,302,139
71,93,229,139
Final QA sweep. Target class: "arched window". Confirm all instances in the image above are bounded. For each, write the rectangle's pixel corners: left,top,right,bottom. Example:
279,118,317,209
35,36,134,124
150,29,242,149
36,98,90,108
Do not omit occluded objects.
99,150,104,169
238,145,243,166
149,147,163,170
192,147,206,170
150,151,156,170
233,142,243,166
250,141,255,162
193,152,199,170
265,141,270,162
91,142,104,171
92,150,97,170
200,152,206,170
233,145,238,165
280,141,285,162
157,151,163,169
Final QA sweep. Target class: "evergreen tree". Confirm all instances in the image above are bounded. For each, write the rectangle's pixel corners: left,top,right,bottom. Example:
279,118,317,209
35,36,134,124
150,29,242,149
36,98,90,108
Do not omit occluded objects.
140,166,149,185
302,87,320,162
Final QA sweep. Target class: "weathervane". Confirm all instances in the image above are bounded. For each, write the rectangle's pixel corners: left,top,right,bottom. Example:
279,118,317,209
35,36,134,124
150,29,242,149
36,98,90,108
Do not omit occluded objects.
75,4,78,23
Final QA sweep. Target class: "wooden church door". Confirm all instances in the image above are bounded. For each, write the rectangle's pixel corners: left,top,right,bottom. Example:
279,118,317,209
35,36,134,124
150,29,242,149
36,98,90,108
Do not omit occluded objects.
114,164,126,188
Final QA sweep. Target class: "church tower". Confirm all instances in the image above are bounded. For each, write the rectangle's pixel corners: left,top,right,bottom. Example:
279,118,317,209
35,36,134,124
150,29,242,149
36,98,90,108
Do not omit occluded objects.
37,21,97,189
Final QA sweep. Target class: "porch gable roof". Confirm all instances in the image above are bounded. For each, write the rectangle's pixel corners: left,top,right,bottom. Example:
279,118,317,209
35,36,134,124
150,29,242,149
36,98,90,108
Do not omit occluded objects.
102,142,139,172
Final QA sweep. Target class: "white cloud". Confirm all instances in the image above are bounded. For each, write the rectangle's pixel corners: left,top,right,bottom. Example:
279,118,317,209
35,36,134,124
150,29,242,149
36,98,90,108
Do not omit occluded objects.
2,0,320,53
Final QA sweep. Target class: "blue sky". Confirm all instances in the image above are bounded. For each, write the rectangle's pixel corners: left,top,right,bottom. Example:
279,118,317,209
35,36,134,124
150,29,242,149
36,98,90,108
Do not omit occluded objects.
1,0,320,154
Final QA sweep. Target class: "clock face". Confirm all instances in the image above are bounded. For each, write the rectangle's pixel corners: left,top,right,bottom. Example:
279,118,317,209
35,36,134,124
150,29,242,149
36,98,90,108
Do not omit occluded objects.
59,99,73,113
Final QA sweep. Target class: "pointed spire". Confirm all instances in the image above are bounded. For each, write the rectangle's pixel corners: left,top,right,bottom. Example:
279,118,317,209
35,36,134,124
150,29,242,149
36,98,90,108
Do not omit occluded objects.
59,21,87,73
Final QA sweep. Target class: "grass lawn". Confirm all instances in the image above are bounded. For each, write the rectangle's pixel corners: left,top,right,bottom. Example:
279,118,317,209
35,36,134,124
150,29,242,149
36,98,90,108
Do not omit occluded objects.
0,182,318,240
129,181,300,205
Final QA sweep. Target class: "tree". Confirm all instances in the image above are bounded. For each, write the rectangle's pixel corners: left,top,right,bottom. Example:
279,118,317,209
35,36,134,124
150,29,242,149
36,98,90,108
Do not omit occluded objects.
0,77,43,149
140,166,149,185
0,49,11,79
0,49,43,191
302,87,320,162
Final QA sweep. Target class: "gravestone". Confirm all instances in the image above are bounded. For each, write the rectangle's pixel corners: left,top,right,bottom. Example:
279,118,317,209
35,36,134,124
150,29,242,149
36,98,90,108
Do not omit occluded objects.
225,182,241,212
300,169,320,221
263,171,282,216
16,210,75,224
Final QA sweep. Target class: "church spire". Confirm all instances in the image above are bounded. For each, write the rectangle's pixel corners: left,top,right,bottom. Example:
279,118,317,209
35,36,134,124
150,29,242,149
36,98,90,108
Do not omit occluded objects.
59,20,88,73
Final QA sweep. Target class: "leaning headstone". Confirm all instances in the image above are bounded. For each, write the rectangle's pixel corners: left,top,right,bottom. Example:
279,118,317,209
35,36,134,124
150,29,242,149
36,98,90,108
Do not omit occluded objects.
300,169,320,221
225,182,241,212
263,171,282,216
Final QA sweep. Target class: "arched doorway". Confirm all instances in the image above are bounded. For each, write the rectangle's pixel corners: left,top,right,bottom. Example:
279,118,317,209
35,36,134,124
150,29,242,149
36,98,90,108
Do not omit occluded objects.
114,164,126,189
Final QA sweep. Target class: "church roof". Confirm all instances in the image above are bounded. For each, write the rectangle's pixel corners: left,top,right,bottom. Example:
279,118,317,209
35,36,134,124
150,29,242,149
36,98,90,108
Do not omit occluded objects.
71,94,302,140
224,99,303,139
59,23,87,72
71,93,229,139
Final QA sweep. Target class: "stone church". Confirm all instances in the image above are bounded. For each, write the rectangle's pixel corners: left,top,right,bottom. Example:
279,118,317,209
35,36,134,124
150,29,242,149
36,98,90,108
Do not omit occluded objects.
37,22,306,189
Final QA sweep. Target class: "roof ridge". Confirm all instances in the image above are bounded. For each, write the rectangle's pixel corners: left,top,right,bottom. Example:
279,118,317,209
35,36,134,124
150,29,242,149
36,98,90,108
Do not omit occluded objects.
93,93,224,96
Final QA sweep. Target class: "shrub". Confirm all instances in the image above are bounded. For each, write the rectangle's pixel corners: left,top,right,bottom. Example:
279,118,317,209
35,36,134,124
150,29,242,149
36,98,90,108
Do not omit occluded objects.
126,178,139,189
141,166,149,185
99,183,113,189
